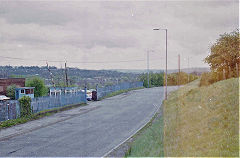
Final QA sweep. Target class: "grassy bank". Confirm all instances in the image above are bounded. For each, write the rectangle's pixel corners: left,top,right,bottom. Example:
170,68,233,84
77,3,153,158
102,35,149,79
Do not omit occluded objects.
164,77,239,157
0,103,86,129
126,78,238,157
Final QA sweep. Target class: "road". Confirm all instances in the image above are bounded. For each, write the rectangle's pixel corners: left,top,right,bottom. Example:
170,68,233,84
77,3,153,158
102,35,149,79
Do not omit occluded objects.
0,86,177,157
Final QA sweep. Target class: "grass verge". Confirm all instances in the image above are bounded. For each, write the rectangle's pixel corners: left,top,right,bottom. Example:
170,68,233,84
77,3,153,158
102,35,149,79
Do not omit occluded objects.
164,77,239,157
125,78,238,157
0,103,86,129
99,87,144,100
125,106,165,157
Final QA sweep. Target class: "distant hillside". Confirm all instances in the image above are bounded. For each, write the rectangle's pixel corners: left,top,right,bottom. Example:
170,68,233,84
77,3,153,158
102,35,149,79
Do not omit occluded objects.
0,66,140,87
113,67,210,74
0,66,136,78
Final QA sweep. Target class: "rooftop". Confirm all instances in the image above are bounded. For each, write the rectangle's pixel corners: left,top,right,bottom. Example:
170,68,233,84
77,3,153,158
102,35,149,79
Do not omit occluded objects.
16,87,35,90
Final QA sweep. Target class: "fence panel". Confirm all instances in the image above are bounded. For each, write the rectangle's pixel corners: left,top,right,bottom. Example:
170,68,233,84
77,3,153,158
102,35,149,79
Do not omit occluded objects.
97,81,143,100
0,91,86,121
0,100,19,121
31,92,86,113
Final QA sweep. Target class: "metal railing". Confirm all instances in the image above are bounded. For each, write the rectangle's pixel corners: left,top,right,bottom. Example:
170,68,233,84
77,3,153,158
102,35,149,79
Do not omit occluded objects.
97,81,143,100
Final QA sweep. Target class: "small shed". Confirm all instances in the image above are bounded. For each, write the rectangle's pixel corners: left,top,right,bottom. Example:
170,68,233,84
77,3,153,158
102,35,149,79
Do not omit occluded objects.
15,87,35,100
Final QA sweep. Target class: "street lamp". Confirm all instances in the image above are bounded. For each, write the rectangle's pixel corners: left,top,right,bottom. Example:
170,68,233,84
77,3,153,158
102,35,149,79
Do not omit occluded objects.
153,28,168,100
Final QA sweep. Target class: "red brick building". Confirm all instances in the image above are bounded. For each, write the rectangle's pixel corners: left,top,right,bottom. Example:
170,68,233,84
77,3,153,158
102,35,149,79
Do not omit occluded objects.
0,78,25,95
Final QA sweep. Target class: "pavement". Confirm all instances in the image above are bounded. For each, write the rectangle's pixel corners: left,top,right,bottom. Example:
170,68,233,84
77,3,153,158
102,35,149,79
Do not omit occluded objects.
0,86,178,157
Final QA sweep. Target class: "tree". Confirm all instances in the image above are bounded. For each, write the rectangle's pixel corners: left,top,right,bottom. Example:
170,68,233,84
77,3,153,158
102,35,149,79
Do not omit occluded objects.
140,73,164,87
26,77,48,97
205,30,240,78
6,84,17,99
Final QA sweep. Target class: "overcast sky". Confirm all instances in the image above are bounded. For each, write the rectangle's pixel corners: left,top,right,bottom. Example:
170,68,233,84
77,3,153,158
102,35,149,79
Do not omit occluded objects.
0,0,238,70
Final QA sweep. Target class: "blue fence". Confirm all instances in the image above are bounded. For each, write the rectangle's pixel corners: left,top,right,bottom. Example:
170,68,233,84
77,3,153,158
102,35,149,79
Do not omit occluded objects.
0,91,86,121
31,92,86,113
0,100,20,121
97,81,143,99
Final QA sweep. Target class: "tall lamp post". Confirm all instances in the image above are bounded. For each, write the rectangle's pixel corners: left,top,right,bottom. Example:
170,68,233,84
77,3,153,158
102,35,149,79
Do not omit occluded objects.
153,28,168,100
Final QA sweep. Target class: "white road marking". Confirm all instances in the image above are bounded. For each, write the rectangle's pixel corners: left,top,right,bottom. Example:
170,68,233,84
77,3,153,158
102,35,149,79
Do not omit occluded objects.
102,103,161,157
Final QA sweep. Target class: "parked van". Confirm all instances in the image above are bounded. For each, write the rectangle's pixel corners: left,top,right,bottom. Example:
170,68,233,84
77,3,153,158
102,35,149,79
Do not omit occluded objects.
86,90,92,101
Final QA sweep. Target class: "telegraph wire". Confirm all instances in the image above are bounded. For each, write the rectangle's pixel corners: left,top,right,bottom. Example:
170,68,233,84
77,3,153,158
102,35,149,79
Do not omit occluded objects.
0,54,179,69
0,55,164,64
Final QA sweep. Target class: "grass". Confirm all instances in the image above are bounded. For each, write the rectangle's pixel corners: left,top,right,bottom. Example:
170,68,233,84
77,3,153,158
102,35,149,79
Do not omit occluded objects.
126,77,239,157
99,87,144,100
0,103,86,129
125,107,165,157
164,77,239,157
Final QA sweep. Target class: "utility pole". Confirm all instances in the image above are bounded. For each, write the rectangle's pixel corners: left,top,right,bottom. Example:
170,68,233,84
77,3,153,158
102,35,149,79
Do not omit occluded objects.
147,50,150,88
46,61,55,87
65,61,69,87
165,29,168,100
60,63,64,85
188,57,190,83
178,54,180,86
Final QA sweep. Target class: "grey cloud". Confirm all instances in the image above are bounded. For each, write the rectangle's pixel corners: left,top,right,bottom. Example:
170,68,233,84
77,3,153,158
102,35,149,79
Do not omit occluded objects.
62,32,138,49
0,0,238,69
0,1,74,25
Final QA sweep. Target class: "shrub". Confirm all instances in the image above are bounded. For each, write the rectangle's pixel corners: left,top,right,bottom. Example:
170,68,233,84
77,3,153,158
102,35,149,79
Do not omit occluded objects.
6,84,17,99
164,72,199,86
140,73,164,88
19,96,32,117
199,72,220,87
26,77,48,97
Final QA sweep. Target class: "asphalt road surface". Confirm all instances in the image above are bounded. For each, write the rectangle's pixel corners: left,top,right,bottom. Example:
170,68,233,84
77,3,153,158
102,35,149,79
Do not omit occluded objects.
0,86,177,157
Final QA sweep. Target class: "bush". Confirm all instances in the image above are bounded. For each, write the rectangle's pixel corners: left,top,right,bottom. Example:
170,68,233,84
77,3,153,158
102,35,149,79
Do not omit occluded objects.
26,77,48,97
140,73,164,88
6,84,17,99
164,72,199,86
19,96,32,117
199,72,220,87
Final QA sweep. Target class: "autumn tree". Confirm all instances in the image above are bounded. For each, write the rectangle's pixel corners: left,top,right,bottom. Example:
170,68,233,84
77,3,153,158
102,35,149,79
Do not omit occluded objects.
205,30,240,78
